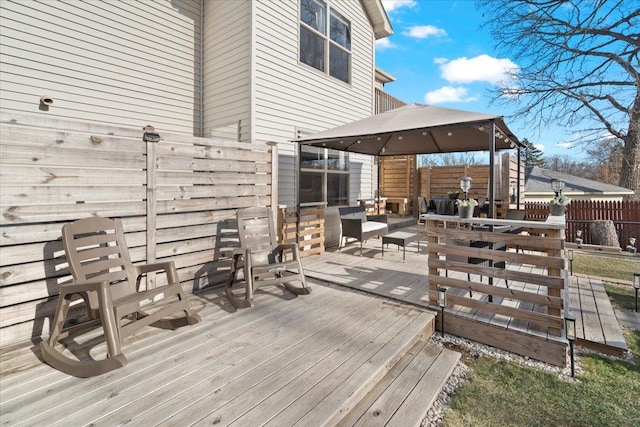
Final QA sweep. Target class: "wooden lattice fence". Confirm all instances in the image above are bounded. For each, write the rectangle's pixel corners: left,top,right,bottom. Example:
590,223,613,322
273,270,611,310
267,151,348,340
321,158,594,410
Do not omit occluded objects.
524,200,640,248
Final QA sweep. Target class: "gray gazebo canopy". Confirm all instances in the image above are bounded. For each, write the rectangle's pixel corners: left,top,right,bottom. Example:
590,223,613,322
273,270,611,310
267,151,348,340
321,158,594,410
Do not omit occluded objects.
295,103,520,156
294,103,522,217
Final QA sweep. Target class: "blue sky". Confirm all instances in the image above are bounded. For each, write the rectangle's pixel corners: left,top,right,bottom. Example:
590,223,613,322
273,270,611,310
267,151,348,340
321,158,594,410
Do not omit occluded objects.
375,0,579,159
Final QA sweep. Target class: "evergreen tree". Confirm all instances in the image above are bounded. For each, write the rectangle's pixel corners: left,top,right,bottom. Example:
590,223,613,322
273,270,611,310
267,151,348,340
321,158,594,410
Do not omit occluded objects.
519,138,545,168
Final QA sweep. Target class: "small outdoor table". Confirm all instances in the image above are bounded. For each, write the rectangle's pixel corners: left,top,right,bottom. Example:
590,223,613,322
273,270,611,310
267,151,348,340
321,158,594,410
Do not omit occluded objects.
382,231,420,261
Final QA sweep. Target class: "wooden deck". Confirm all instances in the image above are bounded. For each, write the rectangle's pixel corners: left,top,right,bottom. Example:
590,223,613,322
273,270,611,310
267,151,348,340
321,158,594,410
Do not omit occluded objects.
305,224,629,363
0,279,463,427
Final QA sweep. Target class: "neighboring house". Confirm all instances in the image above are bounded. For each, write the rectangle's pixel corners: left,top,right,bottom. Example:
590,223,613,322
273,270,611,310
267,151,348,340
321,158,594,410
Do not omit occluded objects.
0,0,393,246
524,166,635,202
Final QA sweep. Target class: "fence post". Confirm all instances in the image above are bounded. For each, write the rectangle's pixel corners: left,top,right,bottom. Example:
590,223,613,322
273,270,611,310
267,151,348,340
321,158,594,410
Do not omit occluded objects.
547,227,565,337
144,127,158,288
267,141,278,218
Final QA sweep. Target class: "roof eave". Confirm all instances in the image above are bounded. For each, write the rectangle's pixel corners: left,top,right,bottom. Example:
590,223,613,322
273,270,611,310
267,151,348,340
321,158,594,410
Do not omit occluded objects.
362,0,393,39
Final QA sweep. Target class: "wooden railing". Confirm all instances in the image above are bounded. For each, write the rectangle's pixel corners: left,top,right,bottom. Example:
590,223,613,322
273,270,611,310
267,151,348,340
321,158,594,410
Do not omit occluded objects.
426,216,566,337
374,88,406,114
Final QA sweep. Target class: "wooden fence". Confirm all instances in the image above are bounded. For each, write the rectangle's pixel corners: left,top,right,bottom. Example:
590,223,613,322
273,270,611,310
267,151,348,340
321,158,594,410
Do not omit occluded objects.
524,200,640,247
426,216,567,365
380,155,416,215
0,116,276,347
418,153,523,203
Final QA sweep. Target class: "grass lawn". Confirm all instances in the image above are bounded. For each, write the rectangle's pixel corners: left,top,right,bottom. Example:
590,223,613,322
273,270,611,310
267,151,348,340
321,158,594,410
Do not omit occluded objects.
603,282,637,311
442,251,640,427
572,251,638,282
443,330,640,427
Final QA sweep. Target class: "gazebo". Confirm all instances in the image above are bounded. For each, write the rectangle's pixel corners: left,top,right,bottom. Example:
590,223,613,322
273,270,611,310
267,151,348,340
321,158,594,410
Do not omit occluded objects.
295,103,523,217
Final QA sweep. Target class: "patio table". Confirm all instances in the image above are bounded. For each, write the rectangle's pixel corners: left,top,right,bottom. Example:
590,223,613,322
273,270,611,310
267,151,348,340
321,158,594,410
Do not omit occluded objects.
382,231,420,262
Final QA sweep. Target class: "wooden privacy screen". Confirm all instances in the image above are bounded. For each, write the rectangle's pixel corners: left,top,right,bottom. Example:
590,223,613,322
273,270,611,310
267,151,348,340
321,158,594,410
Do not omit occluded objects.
426,215,568,365
0,115,275,347
378,153,523,216
418,153,523,202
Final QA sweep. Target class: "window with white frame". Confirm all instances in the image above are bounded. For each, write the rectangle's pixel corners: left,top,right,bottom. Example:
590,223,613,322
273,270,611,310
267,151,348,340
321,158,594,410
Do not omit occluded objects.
298,132,349,207
299,0,351,84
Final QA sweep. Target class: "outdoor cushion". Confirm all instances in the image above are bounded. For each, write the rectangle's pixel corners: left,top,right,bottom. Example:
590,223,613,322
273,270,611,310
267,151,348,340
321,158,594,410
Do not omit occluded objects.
362,221,387,233
338,206,389,256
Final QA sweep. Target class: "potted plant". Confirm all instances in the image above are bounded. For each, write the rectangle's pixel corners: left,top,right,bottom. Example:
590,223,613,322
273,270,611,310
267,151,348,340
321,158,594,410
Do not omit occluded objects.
456,198,478,218
447,191,460,200
549,193,570,216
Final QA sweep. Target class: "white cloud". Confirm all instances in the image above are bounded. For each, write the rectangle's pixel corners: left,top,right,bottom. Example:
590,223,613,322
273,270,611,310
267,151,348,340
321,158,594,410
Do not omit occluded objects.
438,54,519,84
434,57,448,65
404,25,447,39
375,38,395,50
424,86,477,104
534,144,545,152
381,0,417,12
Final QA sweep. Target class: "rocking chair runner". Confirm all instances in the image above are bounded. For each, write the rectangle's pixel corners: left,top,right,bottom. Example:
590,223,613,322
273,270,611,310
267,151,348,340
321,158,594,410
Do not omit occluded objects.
226,206,311,309
40,217,200,377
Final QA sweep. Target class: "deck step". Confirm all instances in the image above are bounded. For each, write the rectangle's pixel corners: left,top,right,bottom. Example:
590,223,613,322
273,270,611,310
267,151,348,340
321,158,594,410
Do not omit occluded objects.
273,307,438,427
570,276,628,356
336,339,460,427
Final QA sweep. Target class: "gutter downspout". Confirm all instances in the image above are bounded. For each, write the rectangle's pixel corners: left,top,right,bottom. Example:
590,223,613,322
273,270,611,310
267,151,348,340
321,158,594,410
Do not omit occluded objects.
199,0,204,137
517,145,521,208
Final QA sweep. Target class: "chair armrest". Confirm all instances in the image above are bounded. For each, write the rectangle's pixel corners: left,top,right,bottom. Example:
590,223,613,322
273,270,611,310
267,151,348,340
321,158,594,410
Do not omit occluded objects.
276,243,299,252
135,261,175,275
134,261,179,288
341,218,364,239
367,214,388,224
274,243,301,260
58,280,110,295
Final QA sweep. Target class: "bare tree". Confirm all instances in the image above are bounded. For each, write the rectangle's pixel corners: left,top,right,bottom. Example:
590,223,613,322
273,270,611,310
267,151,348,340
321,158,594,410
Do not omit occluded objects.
477,0,640,193
544,155,594,177
419,152,483,166
586,136,624,185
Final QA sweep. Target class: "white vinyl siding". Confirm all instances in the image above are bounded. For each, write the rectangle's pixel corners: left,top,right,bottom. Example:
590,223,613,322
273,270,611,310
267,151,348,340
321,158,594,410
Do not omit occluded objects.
252,1,375,210
202,0,252,141
0,0,201,134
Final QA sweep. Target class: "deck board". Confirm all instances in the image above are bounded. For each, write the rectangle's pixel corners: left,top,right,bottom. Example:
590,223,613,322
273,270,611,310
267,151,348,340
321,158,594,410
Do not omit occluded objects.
576,276,606,344
1,281,437,427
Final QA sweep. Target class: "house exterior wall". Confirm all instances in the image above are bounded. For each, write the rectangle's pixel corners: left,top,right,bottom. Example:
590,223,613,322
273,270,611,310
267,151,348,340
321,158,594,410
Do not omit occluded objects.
0,0,381,248
252,0,377,246
0,0,202,134
202,0,252,141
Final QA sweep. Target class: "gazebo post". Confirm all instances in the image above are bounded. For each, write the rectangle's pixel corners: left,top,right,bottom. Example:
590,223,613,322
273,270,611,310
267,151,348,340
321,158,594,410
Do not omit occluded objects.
517,145,521,208
488,121,496,218
376,155,381,214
